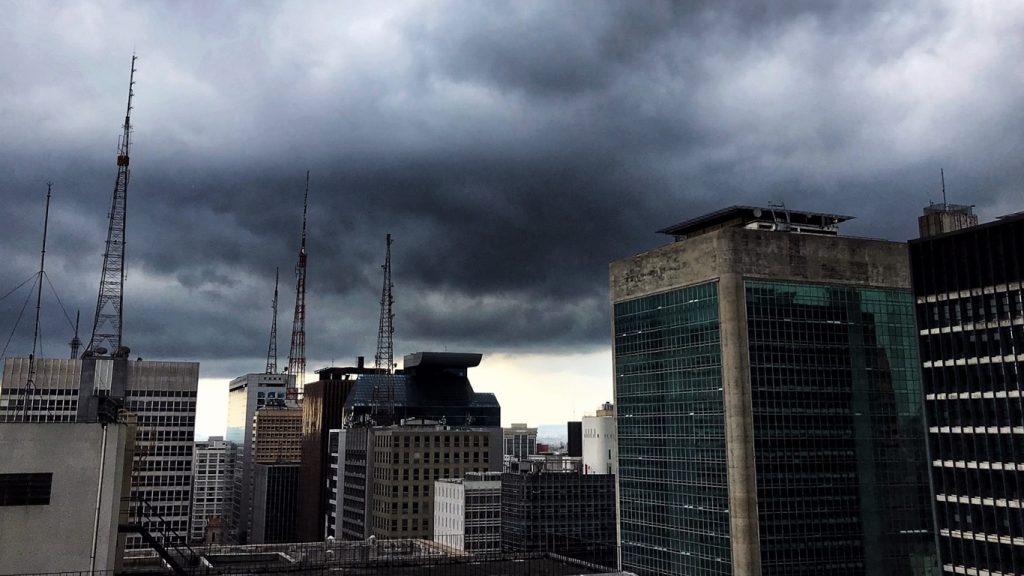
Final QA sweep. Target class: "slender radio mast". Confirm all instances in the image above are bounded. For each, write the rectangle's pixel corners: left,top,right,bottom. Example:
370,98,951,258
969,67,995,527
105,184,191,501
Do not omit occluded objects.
286,172,309,399
372,234,396,420
266,268,279,374
22,183,53,421
86,54,136,356
69,310,82,359
374,233,395,375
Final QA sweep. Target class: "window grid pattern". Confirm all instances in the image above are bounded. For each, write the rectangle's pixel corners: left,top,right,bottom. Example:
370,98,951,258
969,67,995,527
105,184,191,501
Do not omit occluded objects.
911,219,1024,576
746,281,936,576
614,282,729,576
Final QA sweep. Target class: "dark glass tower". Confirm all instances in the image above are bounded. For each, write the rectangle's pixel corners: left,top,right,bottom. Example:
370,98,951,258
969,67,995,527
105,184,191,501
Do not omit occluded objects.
909,208,1024,575
611,206,937,576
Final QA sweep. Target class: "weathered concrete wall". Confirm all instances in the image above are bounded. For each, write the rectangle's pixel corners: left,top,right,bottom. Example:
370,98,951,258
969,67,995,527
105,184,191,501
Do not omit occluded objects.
0,422,131,573
610,227,911,303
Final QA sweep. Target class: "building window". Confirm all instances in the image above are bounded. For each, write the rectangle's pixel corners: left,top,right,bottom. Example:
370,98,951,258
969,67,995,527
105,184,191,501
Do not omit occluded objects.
0,473,53,506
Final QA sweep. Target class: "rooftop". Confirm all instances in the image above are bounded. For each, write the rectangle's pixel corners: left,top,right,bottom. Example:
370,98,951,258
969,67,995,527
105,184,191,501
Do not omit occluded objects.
658,205,852,240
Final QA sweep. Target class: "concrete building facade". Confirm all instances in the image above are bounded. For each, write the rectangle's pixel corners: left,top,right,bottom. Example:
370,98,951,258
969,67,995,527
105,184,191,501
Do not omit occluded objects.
910,208,1024,575
433,471,502,553
0,422,133,574
0,357,198,551
252,403,302,463
190,436,232,542
610,206,937,576
370,425,502,540
582,402,617,475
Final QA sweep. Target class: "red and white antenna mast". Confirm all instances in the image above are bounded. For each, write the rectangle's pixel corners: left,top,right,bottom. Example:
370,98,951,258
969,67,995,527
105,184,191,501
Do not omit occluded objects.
86,54,136,356
286,172,309,399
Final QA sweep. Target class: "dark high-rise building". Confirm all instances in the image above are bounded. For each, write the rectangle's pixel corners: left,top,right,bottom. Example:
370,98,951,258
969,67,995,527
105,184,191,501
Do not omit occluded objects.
567,421,582,457
909,206,1024,576
298,365,363,542
610,206,937,576
299,353,501,541
251,463,299,544
501,466,617,568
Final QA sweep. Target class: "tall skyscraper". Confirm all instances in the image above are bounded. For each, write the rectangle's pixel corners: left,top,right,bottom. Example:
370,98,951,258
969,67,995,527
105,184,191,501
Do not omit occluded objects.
909,207,1024,576
610,206,936,576
224,372,295,544
189,436,231,543
0,357,198,551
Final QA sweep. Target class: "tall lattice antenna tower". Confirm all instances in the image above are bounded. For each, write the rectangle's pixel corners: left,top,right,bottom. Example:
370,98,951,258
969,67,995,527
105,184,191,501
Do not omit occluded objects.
22,183,53,421
86,54,136,356
372,234,395,420
266,268,279,374
69,310,81,359
287,171,309,399
374,233,395,374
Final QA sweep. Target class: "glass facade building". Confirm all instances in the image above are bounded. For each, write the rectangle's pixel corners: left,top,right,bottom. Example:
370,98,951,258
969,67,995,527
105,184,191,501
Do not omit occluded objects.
615,282,730,575
745,281,934,576
611,206,938,576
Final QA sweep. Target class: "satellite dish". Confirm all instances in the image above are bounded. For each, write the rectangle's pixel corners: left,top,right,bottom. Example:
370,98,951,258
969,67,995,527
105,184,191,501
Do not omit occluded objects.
94,346,109,355
753,208,762,217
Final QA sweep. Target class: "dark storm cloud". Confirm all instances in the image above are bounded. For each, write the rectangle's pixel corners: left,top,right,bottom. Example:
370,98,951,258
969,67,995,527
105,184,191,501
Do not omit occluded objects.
2,1,1024,376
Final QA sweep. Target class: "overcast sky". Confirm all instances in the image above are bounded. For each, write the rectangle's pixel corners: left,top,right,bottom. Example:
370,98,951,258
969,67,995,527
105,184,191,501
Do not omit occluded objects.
2,1,1024,436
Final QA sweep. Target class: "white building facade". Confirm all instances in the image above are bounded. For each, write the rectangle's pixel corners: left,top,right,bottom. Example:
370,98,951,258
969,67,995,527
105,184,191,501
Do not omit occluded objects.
433,471,501,553
582,402,616,475
189,436,231,542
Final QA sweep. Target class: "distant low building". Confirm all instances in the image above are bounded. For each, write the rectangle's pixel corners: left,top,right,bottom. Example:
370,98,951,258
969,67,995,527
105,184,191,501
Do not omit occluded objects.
502,423,537,471
582,402,616,475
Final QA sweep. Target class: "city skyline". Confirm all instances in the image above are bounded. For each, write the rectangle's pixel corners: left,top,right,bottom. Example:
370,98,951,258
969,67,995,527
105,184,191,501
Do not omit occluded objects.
3,2,1024,432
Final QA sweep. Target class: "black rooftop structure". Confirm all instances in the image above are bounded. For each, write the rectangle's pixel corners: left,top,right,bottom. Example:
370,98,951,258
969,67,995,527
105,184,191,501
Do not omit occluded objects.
345,352,499,427
658,205,853,239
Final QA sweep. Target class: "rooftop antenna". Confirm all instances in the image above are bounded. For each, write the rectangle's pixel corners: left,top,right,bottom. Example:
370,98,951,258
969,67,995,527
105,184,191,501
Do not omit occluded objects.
69,310,81,359
286,171,309,400
266,268,279,374
372,234,396,420
23,182,53,420
941,169,947,208
86,53,136,357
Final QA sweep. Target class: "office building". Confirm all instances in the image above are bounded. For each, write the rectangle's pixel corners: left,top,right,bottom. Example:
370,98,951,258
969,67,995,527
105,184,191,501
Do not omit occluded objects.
434,471,502,553
503,423,537,464
567,421,582,457
252,402,302,463
190,436,232,543
909,206,1024,576
583,402,617,475
610,206,936,576
224,371,294,544
0,421,133,574
370,425,502,539
299,364,367,542
326,428,346,539
0,357,198,551
300,352,501,541
501,467,617,567
251,463,299,544
339,426,372,541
